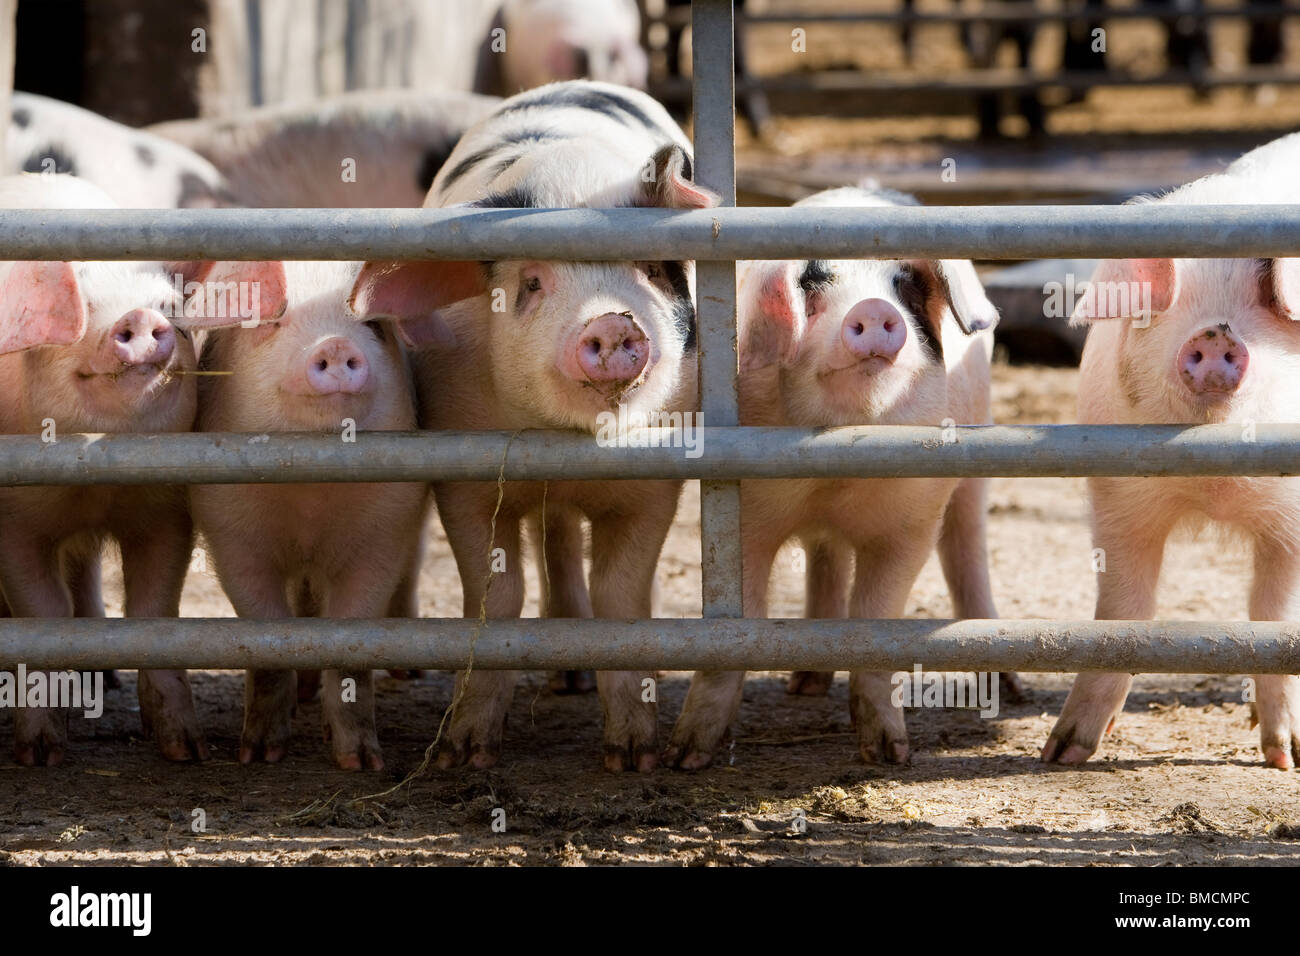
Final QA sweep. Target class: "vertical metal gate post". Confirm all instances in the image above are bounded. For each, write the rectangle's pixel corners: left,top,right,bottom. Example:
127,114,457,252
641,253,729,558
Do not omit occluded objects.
691,0,744,620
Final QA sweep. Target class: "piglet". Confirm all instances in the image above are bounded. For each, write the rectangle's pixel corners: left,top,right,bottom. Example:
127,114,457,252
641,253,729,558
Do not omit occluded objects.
1043,132,1300,769
664,185,1001,769
189,261,438,770
0,172,259,765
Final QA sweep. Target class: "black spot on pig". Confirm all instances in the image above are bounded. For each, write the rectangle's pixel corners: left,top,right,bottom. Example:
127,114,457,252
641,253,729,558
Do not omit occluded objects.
660,260,696,350
469,186,539,209
799,259,835,294
440,129,564,192
22,144,76,175
496,86,664,137
134,142,156,167
11,106,30,128
894,263,943,361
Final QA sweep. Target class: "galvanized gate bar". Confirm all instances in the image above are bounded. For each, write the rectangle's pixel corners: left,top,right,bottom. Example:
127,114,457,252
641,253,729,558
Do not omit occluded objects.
3,617,1298,673
0,424,1298,484
693,0,743,620
5,205,1300,260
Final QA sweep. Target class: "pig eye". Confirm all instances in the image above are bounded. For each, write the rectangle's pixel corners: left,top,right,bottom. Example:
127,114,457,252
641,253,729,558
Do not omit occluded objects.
364,319,388,342
645,263,661,279
524,276,542,293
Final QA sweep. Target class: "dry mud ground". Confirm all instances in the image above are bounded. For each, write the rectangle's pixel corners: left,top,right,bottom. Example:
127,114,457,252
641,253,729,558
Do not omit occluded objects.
1,364,1298,866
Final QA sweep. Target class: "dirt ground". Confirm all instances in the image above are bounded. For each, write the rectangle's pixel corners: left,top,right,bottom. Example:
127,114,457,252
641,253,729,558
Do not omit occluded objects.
2,363,1297,867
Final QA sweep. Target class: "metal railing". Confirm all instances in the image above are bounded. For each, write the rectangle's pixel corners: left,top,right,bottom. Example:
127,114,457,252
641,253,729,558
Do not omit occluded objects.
2,0,1300,675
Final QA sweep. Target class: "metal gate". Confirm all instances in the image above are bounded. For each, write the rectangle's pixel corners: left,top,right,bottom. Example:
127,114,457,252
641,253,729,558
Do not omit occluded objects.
0,0,1298,676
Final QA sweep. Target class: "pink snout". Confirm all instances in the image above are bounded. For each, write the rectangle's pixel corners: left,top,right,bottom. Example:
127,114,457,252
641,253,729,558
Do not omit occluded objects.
1177,324,1248,396
573,312,649,385
110,309,175,367
304,336,369,395
841,298,906,365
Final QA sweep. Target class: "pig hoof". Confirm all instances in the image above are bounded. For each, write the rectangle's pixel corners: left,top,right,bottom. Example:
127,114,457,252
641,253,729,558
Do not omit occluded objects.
1041,733,1097,765
1262,746,1295,770
661,742,716,771
858,735,908,765
323,717,384,772
548,670,598,694
786,671,834,696
603,744,658,773
148,715,210,763
436,740,501,771
13,711,69,767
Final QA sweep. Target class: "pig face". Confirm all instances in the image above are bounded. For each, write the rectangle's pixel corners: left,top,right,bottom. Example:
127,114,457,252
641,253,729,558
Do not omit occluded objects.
740,257,996,426
194,261,434,433
1071,257,1300,423
0,260,200,432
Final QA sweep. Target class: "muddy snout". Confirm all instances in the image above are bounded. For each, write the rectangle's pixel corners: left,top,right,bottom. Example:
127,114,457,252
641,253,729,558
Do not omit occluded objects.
571,312,650,387
305,336,370,395
110,308,175,368
1177,324,1248,397
841,298,906,365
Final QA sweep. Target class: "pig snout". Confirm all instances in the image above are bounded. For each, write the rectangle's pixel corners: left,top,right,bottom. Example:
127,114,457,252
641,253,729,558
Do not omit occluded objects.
1177,324,1248,396
304,337,370,395
110,309,175,367
571,312,649,386
841,298,906,365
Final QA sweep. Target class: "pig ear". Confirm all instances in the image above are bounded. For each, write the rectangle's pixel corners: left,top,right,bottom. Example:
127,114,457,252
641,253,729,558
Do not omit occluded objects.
165,260,289,329
0,261,88,355
1258,258,1300,321
641,144,719,210
349,260,485,350
933,259,999,334
740,261,805,371
1070,258,1177,325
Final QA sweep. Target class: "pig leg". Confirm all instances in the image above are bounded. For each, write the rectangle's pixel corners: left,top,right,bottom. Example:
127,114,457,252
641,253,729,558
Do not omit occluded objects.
587,488,679,772
385,523,426,681
937,477,1021,700
534,507,596,695
1042,487,1172,764
1247,534,1300,769
788,537,850,696
663,526,782,770
316,539,416,771
291,580,322,702
119,514,209,762
0,541,73,766
65,547,118,690
848,533,937,765
209,545,296,764
435,485,525,770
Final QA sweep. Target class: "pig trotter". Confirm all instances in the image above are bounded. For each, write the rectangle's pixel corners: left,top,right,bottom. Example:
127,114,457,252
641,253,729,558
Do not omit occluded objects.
548,670,598,694
137,669,209,762
320,670,384,771
240,669,295,764
14,707,68,767
850,671,909,764
787,670,834,696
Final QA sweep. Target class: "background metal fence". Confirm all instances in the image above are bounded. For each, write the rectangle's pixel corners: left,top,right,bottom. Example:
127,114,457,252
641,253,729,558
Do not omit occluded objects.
2,0,1299,675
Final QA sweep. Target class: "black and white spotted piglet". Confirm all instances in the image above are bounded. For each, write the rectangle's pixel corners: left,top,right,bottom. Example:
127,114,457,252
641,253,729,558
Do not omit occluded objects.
350,80,717,772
